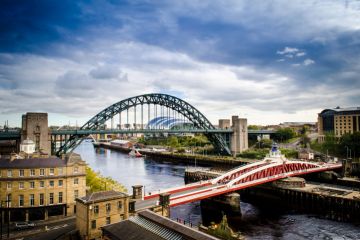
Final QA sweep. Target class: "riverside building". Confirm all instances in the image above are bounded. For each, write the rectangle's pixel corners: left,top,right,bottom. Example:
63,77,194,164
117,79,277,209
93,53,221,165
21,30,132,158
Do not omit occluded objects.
0,152,86,222
76,190,130,240
318,107,360,142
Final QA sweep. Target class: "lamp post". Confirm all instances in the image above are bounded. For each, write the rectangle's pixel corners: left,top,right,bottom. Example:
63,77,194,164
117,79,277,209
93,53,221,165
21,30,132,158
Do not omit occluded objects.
345,146,349,159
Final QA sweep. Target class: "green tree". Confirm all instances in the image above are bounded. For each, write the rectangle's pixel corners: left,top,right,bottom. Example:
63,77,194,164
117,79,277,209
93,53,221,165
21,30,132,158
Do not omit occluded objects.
339,132,360,159
248,125,261,130
321,132,338,155
167,136,180,148
273,128,296,142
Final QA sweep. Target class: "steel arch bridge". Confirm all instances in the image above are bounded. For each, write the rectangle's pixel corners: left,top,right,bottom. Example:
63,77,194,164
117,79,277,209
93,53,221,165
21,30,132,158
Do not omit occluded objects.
55,93,231,156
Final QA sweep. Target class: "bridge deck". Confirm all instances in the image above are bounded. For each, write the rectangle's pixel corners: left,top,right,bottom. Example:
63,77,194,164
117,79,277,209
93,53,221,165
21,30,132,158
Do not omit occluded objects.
137,160,342,208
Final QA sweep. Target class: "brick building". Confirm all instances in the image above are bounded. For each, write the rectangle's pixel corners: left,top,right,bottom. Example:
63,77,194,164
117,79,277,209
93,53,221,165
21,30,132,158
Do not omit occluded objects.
0,153,86,222
76,190,130,240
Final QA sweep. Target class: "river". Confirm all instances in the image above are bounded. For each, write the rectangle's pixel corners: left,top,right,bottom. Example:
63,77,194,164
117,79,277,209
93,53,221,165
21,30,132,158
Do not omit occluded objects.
75,141,360,240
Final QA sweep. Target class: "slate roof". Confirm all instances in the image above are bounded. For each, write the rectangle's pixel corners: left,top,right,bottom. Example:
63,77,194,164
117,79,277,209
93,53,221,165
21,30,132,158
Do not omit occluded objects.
0,157,67,168
101,210,219,240
77,190,128,204
102,220,164,240
138,210,219,240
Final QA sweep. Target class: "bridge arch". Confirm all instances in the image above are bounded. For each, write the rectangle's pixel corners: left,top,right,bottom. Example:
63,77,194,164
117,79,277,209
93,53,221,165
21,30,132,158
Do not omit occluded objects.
56,93,231,156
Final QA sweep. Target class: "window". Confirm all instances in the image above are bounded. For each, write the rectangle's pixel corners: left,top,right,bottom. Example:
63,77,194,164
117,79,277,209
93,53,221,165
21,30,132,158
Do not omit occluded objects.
39,193,44,206
58,180,63,187
74,167,78,173
74,190,79,200
106,217,111,225
58,168,63,175
19,195,24,207
6,194,11,207
30,194,35,206
30,169,35,176
30,181,35,189
49,193,54,204
49,180,54,187
59,192,63,203
40,181,45,188
7,170,12,177
117,201,122,210
19,169,24,177
19,182,24,189
40,169,45,176
106,203,111,213
7,182,12,189
93,205,99,215
49,168,54,175
91,220,96,229
74,178,79,185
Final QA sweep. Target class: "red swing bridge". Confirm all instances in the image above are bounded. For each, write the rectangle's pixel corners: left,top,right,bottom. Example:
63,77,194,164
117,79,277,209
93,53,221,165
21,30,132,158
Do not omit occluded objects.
140,146,342,208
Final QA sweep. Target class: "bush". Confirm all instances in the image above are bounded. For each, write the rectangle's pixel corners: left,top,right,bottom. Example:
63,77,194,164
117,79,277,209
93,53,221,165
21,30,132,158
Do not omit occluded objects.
86,167,127,193
237,149,268,159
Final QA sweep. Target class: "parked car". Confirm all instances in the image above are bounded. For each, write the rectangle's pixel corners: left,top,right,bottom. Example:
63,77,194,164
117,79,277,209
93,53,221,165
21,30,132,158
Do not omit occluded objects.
15,222,36,230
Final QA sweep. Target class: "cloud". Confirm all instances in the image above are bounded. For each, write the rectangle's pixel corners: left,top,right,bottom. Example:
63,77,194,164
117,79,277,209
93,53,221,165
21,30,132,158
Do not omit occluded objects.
0,1,360,126
89,65,127,80
277,47,300,55
303,58,315,66
296,52,306,57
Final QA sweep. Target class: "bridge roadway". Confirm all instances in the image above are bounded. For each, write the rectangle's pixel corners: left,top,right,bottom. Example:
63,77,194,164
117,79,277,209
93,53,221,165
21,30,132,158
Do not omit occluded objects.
134,157,342,210
0,129,275,140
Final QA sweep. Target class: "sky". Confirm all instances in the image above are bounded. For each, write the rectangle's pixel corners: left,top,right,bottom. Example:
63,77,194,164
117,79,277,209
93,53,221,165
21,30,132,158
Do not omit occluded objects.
0,0,360,127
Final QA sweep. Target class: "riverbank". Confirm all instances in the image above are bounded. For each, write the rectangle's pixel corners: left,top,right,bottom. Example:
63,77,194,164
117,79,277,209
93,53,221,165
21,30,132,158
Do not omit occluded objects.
94,142,253,167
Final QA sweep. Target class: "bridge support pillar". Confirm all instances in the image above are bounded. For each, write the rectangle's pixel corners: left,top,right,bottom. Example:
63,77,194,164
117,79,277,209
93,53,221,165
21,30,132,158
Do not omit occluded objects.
201,192,241,217
231,116,248,156
132,185,143,199
159,193,170,217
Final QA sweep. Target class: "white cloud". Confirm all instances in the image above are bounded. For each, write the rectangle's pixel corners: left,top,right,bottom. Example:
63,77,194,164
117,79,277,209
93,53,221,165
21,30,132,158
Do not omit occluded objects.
296,52,306,57
277,47,299,55
303,58,315,66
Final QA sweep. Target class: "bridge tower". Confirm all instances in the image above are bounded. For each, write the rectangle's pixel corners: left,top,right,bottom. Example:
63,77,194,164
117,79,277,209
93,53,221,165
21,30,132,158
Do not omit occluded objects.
21,112,51,155
230,116,248,156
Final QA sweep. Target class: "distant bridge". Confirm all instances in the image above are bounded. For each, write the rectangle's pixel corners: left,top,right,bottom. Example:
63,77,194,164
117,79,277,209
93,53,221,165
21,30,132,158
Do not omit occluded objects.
0,93,276,156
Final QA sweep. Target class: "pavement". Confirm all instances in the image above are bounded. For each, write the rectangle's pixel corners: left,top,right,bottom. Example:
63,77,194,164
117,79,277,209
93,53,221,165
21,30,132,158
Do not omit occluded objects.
1,216,75,240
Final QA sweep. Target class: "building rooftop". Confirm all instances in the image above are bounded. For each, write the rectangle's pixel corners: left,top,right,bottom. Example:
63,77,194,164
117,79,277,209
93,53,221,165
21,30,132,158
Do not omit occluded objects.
77,190,128,204
102,210,219,240
102,220,165,240
0,156,67,168
0,152,85,169
320,107,360,115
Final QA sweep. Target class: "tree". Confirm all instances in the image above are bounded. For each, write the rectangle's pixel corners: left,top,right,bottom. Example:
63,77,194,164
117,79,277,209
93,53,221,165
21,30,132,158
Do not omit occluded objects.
339,132,360,159
321,132,337,155
273,128,296,142
248,125,261,130
167,136,179,149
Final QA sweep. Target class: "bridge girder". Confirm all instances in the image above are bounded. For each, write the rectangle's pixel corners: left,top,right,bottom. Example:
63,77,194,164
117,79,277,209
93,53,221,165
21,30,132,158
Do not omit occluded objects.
56,93,231,156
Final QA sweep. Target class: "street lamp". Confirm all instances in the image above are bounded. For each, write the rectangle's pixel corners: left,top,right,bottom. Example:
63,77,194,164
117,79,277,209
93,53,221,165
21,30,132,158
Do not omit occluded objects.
345,146,349,159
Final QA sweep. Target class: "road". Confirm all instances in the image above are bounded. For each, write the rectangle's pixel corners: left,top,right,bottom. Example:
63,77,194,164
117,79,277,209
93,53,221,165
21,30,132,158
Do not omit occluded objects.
0,217,75,240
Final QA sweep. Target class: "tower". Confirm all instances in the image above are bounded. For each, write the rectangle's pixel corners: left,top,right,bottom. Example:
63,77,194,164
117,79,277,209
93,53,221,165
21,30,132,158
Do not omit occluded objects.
21,112,50,155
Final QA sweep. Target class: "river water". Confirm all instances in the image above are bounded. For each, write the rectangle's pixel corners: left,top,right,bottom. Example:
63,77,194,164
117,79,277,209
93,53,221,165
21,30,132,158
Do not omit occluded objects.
75,141,360,240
